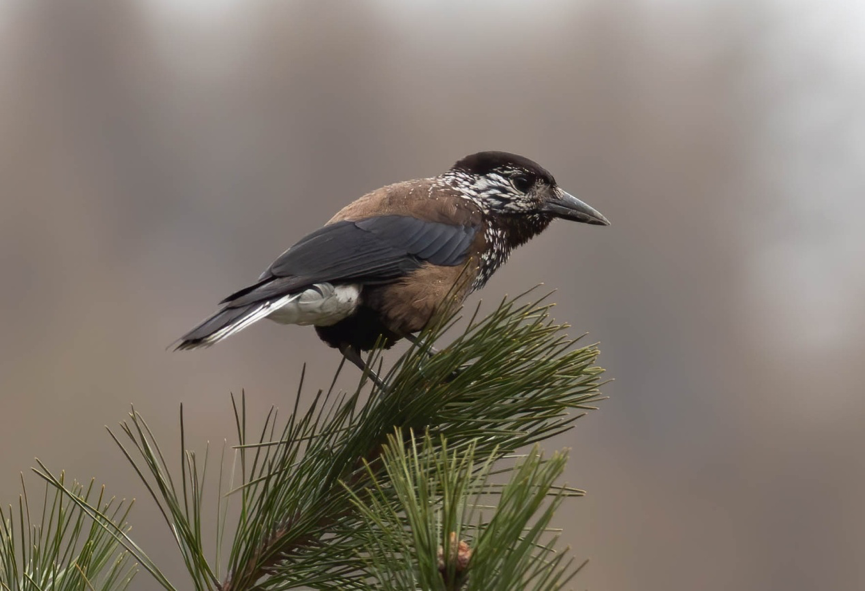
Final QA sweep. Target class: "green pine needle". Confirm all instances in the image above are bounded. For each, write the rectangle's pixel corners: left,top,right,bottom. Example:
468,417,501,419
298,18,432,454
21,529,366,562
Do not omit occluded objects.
1,472,137,591
32,288,605,591
344,430,583,591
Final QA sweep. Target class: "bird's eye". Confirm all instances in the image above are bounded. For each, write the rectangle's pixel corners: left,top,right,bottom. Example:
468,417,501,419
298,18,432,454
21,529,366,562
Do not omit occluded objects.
511,174,534,193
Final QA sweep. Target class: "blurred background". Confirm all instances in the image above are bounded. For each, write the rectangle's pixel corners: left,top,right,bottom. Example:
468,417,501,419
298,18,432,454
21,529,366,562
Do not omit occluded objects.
1,0,863,589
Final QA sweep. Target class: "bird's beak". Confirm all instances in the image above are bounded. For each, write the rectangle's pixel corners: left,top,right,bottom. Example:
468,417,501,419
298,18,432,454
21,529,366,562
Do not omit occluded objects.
543,189,610,226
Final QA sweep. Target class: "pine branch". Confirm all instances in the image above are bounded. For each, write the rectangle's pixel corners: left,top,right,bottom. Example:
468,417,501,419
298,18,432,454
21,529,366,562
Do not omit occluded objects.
345,430,585,591
34,289,605,590
0,471,136,591
224,291,603,590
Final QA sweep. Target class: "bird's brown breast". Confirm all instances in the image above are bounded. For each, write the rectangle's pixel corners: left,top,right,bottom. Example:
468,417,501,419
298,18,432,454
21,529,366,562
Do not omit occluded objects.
363,260,478,336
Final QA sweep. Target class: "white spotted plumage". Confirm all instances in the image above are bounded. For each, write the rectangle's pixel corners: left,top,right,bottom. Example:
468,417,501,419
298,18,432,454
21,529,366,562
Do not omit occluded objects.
435,171,535,291
472,224,509,290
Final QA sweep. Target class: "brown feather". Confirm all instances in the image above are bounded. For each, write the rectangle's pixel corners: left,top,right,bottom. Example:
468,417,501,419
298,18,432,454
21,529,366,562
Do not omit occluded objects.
328,180,483,227
365,261,478,336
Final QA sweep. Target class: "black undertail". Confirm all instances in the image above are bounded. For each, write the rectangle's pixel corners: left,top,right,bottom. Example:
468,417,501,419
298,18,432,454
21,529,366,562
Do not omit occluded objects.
315,306,401,352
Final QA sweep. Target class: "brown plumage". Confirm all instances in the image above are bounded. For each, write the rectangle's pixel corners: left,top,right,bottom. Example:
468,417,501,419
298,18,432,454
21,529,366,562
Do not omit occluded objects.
176,151,609,377
316,180,484,349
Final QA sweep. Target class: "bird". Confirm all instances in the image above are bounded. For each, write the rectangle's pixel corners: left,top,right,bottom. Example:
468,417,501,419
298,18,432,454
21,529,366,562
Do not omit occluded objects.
176,151,609,380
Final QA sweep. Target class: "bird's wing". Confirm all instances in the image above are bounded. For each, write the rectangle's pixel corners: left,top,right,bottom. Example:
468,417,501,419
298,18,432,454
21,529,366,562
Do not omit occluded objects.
221,215,477,307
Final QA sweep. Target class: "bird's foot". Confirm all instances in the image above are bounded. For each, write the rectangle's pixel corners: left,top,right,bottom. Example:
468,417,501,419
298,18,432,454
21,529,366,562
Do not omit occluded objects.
403,332,439,357
339,344,389,391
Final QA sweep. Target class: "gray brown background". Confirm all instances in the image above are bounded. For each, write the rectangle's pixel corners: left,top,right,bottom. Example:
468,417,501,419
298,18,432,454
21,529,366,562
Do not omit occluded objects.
1,1,863,589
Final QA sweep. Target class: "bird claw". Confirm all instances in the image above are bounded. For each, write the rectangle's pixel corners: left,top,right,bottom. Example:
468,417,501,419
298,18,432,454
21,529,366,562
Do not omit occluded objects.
339,344,389,392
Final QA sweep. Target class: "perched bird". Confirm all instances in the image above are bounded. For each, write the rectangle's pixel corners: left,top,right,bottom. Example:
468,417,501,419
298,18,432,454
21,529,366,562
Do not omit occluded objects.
176,151,609,377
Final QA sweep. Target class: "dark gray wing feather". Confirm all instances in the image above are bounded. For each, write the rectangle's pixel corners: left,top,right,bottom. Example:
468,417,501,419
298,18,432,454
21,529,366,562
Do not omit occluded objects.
222,216,476,307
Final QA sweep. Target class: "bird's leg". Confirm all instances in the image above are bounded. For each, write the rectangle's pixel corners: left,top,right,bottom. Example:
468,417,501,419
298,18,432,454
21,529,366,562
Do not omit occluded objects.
339,344,388,391
403,332,439,357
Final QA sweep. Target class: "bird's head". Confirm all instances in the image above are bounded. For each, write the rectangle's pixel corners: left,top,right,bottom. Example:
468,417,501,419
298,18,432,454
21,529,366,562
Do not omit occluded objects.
445,151,610,226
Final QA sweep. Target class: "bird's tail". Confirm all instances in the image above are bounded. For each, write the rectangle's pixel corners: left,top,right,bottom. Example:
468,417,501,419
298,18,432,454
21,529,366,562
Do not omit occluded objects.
174,299,288,350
